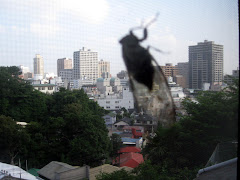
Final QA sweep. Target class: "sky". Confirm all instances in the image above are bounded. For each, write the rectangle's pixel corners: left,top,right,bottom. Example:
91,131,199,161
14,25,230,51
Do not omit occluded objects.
0,0,239,76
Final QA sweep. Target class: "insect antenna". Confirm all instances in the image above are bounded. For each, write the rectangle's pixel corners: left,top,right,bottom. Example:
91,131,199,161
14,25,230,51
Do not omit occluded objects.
144,12,159,28
130,12,159,32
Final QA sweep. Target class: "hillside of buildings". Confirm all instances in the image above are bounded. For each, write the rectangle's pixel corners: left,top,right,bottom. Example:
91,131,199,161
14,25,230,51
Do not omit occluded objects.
0,66,238,179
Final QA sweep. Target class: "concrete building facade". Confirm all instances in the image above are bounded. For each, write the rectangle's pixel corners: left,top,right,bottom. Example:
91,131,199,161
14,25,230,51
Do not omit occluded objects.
59,69,73,82
57,58,72,77
33,54,44,76
177,62,189,88
73,47,98,81
97,87,134,111
189,40,223,89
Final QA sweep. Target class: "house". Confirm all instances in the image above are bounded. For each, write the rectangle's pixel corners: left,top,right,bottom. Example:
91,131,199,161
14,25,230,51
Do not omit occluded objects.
121,117,133,125
122,126,144,133
38,161,89,180
195,141,238,180
114,152,144,168
195,158,237,180
121,137,143,148
89,164,132,180
134,113,157,132
32,84,56,94
114,121,129,129
0,162,38,180
131,128,142,138
102,112,116,127
37,161,132,180
118,146,141,154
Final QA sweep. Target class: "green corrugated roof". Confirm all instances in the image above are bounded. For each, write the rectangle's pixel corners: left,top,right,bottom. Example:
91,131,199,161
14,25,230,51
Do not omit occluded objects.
28,168,40,176
32,84,56,87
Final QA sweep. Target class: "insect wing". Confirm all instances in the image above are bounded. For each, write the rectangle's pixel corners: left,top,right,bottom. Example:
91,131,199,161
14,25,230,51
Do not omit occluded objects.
129,59,176,128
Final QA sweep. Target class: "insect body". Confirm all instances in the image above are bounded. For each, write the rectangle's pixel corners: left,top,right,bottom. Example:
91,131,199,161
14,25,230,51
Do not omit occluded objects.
119,21,176,127
119,28,154,90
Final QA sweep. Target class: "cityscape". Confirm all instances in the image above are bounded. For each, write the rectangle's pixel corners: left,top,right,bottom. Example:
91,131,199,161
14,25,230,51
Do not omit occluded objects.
19,39,239,112
0,0,238,179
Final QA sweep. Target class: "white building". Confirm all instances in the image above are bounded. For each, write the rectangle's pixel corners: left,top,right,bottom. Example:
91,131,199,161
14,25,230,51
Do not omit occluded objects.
0,162,38,180
33,54,44,76
71,78,95,89
168,77,186,108
73,47,98,81
18,65,30,74
32,84,56,94
97,87,134,110
59,69,73,82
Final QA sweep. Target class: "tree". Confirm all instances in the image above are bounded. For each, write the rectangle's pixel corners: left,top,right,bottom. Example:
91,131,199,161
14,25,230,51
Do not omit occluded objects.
96,169,135,180
109,133,122,160
142,80,238,179
0,115,29,164
0,66,111,168
132,160,160,180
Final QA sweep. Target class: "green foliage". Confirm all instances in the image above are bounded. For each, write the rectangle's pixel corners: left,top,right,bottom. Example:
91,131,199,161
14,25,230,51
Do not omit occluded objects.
133,160,160,180
109,133,123,159
96,169,135,180
0,115,30,164
142,80,239,179
0,66,47,122
0,66,110,168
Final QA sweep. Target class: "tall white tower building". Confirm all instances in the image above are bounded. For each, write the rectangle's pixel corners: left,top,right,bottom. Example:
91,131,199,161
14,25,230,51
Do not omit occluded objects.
73,47,98,81
33,54,44,76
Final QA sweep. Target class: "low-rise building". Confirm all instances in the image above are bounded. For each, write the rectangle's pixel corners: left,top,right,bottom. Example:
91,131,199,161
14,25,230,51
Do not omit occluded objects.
32,84,56,94
103,112,117,127
97,87,134,111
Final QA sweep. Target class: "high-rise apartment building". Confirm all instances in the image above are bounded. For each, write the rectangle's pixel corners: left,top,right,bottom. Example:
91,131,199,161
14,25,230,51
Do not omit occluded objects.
57,58,72,77
177,62,189,88
189,40,223,89
160,63,178,78
73,47,98,81
98,59,110,78
33,54,44,76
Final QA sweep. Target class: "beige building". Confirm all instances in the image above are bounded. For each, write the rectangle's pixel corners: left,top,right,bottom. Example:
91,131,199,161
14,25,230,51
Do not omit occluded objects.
33,54,44,76
73,47,98,81
57,58,72,77
98,59,110,78
174,75,187,89
160,63,178,78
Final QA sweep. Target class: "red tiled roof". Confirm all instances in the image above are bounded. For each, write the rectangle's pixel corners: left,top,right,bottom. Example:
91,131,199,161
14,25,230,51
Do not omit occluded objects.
114,152,144,168
118,147,141,153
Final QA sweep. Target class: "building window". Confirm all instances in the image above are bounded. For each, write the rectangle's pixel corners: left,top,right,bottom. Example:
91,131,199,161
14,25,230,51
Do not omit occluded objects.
48,87,53,90
42,87,45,90
106,101,110,104
115,101,119,103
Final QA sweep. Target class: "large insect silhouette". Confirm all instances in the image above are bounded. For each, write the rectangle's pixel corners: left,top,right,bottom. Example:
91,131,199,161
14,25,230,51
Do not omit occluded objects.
119,14,176,127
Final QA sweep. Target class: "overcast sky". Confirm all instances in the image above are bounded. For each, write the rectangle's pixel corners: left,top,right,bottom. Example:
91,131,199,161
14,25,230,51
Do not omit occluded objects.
0,0,238,76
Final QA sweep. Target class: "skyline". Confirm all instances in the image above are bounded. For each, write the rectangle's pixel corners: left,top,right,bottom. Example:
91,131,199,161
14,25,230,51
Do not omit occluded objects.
0,0,239,76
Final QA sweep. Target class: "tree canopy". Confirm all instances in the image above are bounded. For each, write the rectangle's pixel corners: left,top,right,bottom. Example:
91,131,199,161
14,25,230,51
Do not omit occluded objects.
0,66,110,168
